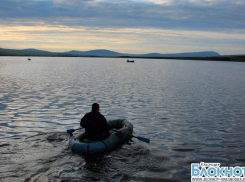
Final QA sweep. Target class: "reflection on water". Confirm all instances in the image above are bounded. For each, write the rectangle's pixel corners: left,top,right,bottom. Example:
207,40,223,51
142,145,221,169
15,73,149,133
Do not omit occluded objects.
0,57,245,181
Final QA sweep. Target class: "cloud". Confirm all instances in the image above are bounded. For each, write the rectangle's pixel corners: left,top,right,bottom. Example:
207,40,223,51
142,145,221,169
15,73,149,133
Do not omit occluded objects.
0,24,245,54
0,0,244,30
0,0,244,54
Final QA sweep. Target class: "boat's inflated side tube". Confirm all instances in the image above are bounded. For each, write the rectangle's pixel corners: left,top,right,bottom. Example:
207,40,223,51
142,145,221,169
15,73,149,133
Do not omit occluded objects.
69,119,133,155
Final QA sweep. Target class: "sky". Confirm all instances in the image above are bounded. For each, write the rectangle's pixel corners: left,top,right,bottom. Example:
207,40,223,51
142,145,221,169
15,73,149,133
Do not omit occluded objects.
0,0,245,55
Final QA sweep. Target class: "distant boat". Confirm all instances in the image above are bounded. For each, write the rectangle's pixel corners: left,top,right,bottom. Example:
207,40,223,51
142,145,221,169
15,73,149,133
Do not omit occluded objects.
27,58,31,61
127,59,134,63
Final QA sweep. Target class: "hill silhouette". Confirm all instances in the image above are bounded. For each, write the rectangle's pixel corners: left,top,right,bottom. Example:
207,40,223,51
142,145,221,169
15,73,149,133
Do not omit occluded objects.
0,47,220,57
1,47,244,62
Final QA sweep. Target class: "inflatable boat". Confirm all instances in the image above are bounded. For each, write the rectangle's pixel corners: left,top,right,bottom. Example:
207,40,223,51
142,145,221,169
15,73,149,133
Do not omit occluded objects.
69,119,133,155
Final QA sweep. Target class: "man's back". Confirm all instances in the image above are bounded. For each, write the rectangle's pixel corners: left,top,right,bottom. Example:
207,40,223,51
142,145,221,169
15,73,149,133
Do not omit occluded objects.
80,111,109,141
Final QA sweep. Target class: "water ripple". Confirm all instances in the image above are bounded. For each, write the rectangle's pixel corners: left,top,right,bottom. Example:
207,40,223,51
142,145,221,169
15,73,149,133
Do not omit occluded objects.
0,57,245,181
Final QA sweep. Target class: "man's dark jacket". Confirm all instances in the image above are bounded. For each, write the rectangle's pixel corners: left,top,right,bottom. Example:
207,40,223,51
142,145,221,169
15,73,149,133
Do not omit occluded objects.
80,111,110,141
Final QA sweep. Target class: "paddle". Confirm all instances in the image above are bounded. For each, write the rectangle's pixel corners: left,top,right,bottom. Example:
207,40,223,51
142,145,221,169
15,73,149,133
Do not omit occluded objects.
66,127,150,143
67,128,83,135
112,129,150,143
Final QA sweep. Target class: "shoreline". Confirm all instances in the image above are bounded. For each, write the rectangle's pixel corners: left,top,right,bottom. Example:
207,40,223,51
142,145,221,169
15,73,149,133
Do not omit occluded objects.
1,55,245,62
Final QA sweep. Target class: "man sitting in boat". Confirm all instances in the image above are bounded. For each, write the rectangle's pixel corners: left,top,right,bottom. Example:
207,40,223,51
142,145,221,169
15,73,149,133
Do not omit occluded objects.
80,103,110,141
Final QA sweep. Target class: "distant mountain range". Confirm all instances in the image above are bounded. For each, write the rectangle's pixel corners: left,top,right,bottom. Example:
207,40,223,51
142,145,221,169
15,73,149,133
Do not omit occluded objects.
0,47,221,58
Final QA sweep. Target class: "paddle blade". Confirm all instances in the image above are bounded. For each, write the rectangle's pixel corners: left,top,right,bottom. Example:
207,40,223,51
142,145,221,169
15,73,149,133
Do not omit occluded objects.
66,129,75,135
136,136,150,143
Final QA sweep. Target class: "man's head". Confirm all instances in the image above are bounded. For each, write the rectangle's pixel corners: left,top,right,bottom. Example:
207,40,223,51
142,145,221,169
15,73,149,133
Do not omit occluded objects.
92,103,100,112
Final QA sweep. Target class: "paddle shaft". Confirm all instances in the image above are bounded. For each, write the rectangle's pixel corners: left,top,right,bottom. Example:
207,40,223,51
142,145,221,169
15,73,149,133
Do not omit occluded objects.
113,129,150,143
67,127,83,135
67,128,150,143
116,130,136,138
74,128,82,131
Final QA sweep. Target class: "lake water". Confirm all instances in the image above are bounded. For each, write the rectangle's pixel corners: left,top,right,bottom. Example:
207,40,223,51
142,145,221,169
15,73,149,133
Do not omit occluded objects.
0,57,245,182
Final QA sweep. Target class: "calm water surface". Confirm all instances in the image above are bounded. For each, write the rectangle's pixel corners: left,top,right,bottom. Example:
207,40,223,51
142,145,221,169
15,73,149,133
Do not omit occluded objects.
0,57,245,182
